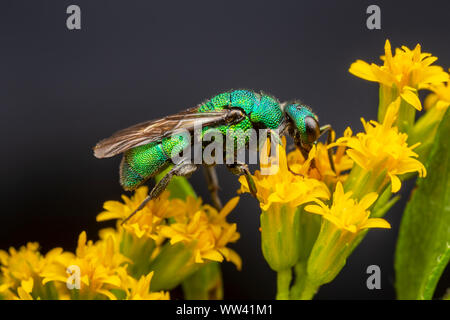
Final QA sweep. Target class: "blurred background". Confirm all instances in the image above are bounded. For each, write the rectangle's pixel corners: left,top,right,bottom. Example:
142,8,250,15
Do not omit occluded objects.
0,0,449,299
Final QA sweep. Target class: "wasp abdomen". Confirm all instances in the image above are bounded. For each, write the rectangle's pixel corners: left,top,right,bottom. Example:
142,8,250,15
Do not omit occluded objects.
120,142,170,190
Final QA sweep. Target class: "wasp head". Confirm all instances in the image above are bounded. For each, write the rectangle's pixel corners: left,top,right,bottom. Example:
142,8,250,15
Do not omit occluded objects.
284,103,320,150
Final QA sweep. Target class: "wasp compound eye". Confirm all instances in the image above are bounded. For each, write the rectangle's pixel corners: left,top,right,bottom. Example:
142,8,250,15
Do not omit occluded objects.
304,116,320,144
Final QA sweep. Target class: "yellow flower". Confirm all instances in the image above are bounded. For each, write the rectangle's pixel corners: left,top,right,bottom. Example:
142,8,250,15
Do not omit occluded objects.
97,187,174,240
300,182,391,292
42,231,131,300
96,186,241,290
98,225,163,282
239,138,330,211
336,101,426,193
162,195,204,225
15,278,34,300
239,138,331,298
408,76,450,161
349,39,449,111
0,242,72,300
305,182,390,233
159,197,242,270
287,129,354,186
121,271,170,300
424,74,450,111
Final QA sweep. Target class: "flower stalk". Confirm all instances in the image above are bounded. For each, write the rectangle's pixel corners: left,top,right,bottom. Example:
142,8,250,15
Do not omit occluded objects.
276,268,292,300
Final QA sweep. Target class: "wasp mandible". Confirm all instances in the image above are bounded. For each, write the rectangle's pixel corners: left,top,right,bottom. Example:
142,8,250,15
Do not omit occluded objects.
94,89,334,223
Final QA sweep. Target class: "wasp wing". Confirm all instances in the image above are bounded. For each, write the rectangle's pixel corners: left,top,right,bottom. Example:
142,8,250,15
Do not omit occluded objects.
93,107,245,158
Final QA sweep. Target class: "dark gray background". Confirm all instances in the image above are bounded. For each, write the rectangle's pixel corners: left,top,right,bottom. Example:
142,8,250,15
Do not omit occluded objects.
0,0,449,299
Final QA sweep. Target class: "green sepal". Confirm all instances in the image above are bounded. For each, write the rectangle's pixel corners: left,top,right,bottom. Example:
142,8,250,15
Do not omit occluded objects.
396,97,416,135
378,84,398,123
395,107,450,300
408,103,448,163
260,204,302,272
371,187,400,219
148,242,199,291
290,211,322,299
109,289,127,300
31,279,60,300
120,232,156,279
377,84,417,135
181,262,223,300
306,221,354,286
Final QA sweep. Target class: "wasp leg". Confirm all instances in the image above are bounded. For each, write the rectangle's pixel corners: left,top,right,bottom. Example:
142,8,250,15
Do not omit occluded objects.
319,124,336,174
203,165,223,210
227,163,257,198
286,143,297,153
287,165,305,177
286,135,309,176
121,162,198,225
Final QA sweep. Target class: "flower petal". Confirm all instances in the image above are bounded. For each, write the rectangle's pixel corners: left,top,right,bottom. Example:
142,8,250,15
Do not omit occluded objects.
349,60,378,82
389,173,401,193
360,218,391,230
359,192,378,210
401,88,422,111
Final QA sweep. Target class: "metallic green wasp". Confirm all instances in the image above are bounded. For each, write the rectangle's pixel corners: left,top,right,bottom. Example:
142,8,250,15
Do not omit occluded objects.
94,89,333,223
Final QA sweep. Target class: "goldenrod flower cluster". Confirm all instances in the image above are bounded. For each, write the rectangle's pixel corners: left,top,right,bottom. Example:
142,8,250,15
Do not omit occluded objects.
349,40,448,113
238,40,448,299
0,189,240,300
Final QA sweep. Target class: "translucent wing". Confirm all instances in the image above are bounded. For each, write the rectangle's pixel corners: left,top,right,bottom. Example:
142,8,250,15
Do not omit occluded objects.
93,107,245,158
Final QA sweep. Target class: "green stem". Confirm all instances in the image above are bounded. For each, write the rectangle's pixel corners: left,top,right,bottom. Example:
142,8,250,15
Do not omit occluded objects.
290,263,320,300
290,262,307,299
276,268,292,300
296,278,320,300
